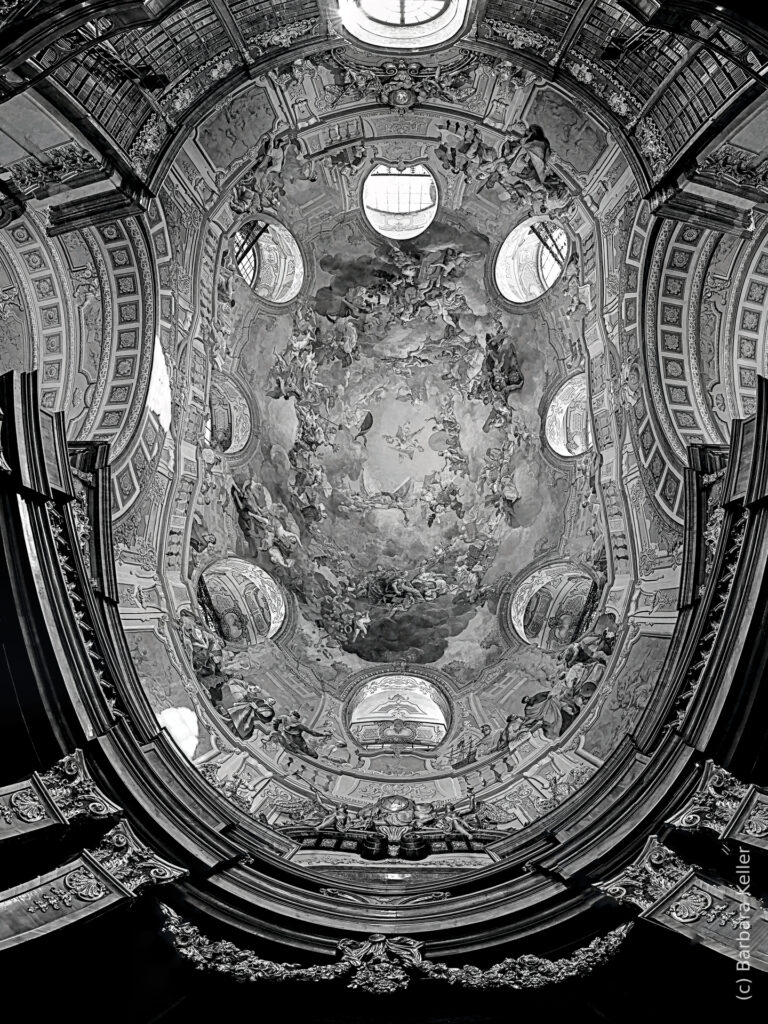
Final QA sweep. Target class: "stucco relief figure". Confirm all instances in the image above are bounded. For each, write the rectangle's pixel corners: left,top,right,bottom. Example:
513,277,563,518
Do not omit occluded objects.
325,65,380,106
230,132,288,215
436,121,497,181
472,123,570,212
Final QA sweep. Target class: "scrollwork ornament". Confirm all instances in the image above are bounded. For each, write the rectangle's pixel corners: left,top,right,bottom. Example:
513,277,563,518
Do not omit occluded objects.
40,749,119,822
667,762,749,834
319,889,451,907
90,822,185,895
598,836,691,911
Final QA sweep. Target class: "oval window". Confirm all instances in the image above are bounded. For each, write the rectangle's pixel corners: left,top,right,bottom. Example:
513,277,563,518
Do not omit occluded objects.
362,163,438,240
495,218,568,304
545,374,592,458
234,220,304,304
508,563,598,651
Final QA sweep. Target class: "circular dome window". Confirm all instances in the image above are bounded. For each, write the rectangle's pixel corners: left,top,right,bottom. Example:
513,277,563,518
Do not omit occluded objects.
545,374,592,458
495,218,568,304
234,220,304,304
362,164,438,240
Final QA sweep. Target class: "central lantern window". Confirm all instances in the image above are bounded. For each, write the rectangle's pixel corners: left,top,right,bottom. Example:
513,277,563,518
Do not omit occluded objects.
355,0,452,25
338,0,470,49
362,163,438,239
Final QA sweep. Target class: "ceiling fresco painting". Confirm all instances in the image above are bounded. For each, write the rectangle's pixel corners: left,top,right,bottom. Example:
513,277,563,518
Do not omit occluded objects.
9,0,755,884
159,73,634,867
5,0,768,1005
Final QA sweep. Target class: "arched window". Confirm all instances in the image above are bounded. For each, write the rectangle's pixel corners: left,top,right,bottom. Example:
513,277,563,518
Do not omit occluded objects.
234,220,304,304
362,164,438,239
495,218,568,304
338,0,470,49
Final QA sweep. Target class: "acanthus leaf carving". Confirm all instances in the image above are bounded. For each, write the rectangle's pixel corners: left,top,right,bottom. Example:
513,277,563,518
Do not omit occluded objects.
89,821,185,895
40,749,122,823
666,760,749,835
597,836,691,911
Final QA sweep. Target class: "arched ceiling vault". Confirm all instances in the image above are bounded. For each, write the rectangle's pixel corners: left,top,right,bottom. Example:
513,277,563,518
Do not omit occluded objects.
3,0,768,979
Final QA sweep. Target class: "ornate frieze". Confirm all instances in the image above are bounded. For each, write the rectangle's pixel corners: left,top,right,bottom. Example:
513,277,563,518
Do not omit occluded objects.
324,54,479,114
642,874,768,967
666,885,744,929
0,860,119,950
668,507,749,728
161,905,630,994
633,118,671,182
47,501,126,723
8,143,102,200
481,19,555,58
247,19,319,57
700,144,768,195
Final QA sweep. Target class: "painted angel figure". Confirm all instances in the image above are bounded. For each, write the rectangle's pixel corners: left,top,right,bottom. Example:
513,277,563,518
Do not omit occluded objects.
382,420,425,461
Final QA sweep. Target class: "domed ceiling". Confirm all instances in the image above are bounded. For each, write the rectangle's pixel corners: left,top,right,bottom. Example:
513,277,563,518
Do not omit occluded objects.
10,0,764,880
154,32,635,870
